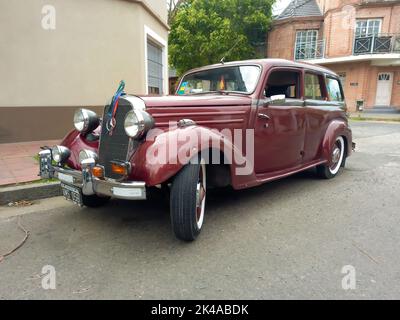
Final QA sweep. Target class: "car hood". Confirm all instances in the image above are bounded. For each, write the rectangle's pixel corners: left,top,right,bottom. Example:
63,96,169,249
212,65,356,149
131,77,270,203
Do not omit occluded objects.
139,95,253,108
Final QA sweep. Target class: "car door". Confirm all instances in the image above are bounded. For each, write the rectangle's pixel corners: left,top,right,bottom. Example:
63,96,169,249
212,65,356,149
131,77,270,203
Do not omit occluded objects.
303,72,345,162
254,68,306,174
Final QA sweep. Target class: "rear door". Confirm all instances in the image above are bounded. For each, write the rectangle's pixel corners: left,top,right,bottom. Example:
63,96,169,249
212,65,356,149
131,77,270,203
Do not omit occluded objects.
303,72,344,162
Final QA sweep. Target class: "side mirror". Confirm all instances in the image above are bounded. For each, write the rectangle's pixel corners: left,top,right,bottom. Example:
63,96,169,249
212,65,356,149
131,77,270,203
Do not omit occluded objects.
269,94,286,105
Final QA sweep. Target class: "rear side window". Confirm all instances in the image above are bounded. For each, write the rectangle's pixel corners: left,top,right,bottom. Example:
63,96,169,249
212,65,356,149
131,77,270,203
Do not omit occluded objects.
265,70,301,99
326,77,344,101
304,73,324,100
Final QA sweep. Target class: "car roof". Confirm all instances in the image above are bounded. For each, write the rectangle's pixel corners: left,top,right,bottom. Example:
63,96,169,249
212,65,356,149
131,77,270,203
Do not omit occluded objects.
185,58,338,77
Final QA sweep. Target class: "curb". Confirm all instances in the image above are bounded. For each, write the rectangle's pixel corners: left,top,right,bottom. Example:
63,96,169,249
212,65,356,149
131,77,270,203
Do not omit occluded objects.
349,116,400,123
0,181,62,206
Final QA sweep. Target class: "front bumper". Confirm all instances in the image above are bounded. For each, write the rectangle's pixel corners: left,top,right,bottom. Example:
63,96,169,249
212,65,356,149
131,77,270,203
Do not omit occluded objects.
38,150,146,200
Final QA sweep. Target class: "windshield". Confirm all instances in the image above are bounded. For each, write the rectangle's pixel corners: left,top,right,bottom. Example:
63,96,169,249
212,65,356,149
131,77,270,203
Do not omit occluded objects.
177,65,261,95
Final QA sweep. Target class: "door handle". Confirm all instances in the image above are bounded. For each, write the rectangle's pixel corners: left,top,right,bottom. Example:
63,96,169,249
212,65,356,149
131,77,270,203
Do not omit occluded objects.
258,113,270,120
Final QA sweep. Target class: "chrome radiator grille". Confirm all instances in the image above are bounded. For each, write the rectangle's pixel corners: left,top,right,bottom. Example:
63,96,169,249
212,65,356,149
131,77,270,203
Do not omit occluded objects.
98,100,132,179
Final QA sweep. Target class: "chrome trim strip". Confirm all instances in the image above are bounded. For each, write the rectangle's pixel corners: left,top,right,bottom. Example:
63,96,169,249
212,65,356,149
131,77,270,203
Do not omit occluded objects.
151,110,247,118
94,179,146,200
156,118,244,127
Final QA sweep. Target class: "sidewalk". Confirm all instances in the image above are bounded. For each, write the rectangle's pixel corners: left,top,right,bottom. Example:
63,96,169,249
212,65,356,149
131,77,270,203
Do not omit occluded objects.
0,140,59,186
350,108,400,121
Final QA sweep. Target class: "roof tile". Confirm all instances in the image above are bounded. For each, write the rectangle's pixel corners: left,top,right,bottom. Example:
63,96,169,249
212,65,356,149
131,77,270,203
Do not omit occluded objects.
277,0,322,20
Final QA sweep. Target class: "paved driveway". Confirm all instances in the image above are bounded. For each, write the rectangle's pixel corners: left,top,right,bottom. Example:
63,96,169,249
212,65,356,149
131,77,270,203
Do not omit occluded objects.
0,121,399,299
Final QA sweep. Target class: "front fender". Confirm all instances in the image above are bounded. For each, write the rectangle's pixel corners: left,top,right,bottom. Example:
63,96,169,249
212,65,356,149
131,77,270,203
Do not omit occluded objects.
321,120,352,165
60,129,99,170
128,125,248,187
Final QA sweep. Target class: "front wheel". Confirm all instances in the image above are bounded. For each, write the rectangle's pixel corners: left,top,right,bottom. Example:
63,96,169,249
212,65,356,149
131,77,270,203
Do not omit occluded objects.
170,159,206,241
317,136,345,179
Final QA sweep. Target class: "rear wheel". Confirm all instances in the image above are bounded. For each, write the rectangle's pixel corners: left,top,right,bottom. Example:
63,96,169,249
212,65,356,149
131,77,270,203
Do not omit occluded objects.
82,194,110,208
317,136,345,179
170,158,206,241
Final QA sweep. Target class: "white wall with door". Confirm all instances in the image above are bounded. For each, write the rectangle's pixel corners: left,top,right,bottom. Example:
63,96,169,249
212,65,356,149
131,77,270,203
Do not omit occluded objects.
375,72,393,106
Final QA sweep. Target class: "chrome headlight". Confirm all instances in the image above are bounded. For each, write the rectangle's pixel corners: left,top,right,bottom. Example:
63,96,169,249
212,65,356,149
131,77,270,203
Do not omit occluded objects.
52,146,71,164
73,108,100,134
79,149,98,164
124,110,154,138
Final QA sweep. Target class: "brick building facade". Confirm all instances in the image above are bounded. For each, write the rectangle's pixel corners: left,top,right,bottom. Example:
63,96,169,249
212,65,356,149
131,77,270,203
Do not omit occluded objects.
267,0,400,111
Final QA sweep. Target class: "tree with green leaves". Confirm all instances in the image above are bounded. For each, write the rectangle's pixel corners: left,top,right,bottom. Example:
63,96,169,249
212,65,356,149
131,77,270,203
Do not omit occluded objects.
169,0,274,75
167,0,189,25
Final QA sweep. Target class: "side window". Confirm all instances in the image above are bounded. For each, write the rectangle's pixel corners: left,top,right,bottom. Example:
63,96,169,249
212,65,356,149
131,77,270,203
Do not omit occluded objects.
326,77,344,102
265,70,300,99
304,73,324,100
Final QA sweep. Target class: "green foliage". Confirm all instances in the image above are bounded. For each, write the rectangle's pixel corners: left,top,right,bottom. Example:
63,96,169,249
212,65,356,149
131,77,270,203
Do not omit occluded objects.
169,0,274,75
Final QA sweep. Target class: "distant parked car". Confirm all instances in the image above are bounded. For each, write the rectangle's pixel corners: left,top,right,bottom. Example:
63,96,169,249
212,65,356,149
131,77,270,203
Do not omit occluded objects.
39,59,354,241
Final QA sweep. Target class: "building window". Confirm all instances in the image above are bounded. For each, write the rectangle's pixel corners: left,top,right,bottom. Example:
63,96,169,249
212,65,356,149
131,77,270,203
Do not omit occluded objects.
295,30,318,60
354,19,387,54
355,19,381,38
144,25,167,95
304,73,324,100
147,41,163,94
378,73,391,81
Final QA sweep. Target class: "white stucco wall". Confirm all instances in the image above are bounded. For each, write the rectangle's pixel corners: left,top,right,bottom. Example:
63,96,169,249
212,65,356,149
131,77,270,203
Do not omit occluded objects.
0,0,169,107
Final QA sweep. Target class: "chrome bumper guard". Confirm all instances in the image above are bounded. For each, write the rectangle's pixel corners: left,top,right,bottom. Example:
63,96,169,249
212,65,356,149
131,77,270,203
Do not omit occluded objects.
38,150,146,200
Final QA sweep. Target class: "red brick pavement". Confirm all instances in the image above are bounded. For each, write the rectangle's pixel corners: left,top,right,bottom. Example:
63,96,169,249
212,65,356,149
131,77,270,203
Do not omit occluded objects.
0,140,59,186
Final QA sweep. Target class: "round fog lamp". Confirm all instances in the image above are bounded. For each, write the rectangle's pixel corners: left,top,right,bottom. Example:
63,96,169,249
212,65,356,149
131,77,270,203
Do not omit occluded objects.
52,146,71,164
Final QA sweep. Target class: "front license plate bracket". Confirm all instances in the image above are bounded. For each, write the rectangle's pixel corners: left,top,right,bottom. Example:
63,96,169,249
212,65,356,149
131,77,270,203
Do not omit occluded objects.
61,183,83,206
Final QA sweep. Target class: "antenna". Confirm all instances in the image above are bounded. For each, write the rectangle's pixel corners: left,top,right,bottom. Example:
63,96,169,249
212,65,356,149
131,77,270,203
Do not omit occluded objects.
220,37,242,64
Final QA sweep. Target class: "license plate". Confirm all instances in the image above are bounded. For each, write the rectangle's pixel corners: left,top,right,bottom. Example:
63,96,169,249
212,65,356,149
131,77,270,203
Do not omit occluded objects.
58,172,74,184
61,183,83,206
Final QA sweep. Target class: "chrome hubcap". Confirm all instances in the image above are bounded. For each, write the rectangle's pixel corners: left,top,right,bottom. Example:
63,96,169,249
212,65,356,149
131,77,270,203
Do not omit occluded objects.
329,137,344,174
332,147,341,164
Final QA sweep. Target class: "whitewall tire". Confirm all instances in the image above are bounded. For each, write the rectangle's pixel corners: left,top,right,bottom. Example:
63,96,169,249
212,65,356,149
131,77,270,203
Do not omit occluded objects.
317,136,346,179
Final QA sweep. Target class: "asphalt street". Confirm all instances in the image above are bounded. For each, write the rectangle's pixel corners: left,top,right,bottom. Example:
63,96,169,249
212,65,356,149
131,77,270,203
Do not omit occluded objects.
1,120,400,299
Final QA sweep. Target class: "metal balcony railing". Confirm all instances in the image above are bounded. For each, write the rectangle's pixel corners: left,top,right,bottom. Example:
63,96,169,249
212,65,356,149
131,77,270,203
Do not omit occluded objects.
294,40,325,61
353,33,400,55
293,34,400,61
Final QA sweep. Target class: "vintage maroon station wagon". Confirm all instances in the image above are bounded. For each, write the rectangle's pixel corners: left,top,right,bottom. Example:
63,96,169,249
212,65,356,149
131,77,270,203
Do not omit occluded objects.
39,59,354,241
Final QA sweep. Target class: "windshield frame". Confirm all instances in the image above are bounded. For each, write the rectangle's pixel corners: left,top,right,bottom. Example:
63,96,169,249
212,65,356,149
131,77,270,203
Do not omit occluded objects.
176,63,263,96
